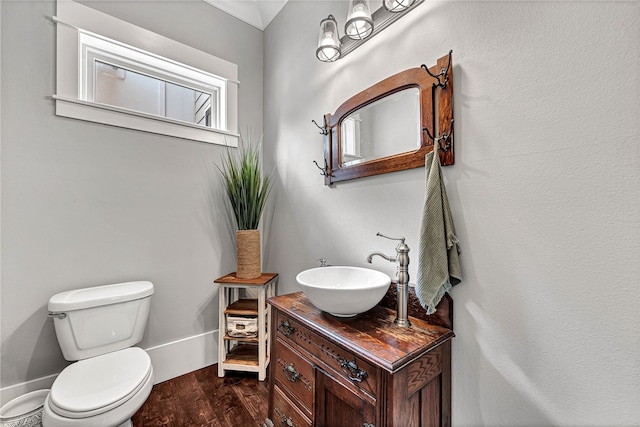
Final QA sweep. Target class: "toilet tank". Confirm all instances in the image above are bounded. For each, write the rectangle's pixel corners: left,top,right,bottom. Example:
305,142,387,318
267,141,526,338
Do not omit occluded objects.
48,281,154,361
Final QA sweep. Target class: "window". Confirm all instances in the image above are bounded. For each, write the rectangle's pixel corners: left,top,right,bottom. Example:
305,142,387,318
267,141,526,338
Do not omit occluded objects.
54,0,239,146
341,116,363,165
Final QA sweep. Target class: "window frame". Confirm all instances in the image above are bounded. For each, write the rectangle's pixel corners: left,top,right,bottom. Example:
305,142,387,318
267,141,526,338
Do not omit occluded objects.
54,0,239,146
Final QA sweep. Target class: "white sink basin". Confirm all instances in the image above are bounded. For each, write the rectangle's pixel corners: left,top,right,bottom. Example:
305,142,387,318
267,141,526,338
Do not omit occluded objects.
296,266,391,317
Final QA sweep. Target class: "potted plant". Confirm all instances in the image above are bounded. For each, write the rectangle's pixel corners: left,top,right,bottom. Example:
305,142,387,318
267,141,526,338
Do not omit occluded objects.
219,138,272,279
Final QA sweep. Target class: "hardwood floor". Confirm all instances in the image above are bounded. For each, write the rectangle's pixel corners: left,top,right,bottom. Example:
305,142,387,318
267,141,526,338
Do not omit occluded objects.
132,365,269,426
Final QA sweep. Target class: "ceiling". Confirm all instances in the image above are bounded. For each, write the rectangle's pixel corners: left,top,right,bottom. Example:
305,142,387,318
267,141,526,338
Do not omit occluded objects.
203,0,289,31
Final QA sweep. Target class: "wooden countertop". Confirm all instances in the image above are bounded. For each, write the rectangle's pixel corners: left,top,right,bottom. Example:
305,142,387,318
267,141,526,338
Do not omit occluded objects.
268,291,454,373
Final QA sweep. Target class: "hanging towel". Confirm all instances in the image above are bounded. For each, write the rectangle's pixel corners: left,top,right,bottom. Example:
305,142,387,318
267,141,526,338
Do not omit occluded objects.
416,150,462,314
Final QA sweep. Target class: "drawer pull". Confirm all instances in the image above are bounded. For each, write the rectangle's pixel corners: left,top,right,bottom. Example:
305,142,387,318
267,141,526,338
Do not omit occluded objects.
281,416,294,426
339,358,368,383
278,320,295,336
275,406,294,426
282,363,301,383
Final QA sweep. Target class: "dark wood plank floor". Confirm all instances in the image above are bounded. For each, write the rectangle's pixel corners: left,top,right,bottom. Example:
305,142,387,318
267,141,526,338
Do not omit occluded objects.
132,365,269,426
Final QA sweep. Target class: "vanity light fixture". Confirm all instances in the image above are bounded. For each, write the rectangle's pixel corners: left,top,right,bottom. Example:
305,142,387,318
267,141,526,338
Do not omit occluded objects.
345,0,374,40
316,0,424,62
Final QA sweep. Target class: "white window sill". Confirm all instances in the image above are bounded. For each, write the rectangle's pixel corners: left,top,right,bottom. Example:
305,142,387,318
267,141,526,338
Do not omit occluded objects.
53,95,239,147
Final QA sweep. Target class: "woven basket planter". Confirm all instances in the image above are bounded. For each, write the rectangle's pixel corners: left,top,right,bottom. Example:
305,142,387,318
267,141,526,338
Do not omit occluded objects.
236,229,261,279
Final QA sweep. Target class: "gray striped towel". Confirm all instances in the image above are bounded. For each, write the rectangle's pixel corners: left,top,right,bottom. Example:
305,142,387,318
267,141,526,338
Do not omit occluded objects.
416,150,462,314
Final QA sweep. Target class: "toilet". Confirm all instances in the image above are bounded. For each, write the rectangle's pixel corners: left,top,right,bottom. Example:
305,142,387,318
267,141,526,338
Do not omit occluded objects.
43,281,155,427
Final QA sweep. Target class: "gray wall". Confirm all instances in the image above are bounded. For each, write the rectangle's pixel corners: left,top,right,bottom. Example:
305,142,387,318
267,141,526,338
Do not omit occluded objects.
264,1,639,425
1,0,639,425
1,0,262,390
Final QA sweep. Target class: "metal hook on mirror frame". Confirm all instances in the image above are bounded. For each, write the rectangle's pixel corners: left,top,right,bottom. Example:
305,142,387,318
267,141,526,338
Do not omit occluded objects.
422,119,454,153
313,158,334,177
311,118,329,135
421,50,452,89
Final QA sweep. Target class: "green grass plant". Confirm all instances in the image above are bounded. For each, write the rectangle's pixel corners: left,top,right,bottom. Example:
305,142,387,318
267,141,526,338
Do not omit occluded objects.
219,139,272,230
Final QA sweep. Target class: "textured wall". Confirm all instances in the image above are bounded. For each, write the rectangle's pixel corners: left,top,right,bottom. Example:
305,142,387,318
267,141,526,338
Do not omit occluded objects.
264,1,639,425
0,0,262,392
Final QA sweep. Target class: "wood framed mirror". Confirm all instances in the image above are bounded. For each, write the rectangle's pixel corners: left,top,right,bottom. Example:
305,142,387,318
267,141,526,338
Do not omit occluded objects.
322,52,454,185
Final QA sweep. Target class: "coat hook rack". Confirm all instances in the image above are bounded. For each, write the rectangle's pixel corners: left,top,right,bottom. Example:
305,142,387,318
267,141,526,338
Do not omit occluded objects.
423,119,454,152
313,159,333,177
422,50,453,89
312,118,329,135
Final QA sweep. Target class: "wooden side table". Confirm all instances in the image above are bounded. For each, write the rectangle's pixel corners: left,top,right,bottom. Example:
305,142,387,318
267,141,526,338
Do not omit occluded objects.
214,272,277,381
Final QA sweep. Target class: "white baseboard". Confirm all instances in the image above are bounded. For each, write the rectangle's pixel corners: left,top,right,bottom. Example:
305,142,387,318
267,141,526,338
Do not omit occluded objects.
0,330,219,406
146,330,219,384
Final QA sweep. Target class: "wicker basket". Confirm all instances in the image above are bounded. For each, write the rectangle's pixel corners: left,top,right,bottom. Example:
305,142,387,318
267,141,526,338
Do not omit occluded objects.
236,229,261,279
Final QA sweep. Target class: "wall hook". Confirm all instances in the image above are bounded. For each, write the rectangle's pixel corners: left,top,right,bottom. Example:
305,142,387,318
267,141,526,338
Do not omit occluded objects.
312,118,329,135
421,50,453,89
422,119,454,152
313,158,333,177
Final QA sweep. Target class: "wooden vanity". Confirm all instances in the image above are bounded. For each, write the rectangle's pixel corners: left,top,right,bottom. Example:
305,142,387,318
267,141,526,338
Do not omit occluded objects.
266,291,454,427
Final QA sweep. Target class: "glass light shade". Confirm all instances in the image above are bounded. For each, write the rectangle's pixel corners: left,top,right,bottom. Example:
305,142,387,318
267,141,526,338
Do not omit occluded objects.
345,0,374,40
383,0,416,13
316,15,341,62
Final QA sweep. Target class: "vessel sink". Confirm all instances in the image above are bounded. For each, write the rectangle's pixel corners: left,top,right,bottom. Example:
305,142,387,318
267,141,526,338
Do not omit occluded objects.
296,266,391,317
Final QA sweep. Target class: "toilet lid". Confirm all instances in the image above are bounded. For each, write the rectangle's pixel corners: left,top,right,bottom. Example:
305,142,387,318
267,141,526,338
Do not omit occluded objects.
50,347,151,418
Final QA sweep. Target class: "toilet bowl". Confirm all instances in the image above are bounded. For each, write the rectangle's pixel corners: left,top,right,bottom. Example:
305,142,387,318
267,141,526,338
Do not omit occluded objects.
43,281,155,427
43,348,153,427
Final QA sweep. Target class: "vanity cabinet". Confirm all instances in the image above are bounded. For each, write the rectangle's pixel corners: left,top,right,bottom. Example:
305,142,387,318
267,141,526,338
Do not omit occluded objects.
267,292,454,427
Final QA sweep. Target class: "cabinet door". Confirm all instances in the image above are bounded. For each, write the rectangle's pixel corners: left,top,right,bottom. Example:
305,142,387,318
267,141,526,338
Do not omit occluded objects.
315,367,376,427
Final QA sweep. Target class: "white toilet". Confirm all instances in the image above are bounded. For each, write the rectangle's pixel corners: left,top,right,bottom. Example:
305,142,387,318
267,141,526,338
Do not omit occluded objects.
43,281,155,427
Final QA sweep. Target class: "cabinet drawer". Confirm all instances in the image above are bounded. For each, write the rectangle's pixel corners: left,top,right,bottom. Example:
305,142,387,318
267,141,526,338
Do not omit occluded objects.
275,312,378,399
272,385,312,427
274,338,314,416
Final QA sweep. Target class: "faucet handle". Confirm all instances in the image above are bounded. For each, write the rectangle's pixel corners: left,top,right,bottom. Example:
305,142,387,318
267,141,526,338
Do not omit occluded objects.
317,258,328,267
376,232,405,244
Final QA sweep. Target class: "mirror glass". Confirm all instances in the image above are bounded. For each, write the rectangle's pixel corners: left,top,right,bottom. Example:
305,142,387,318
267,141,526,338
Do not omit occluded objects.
340,88,421,166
